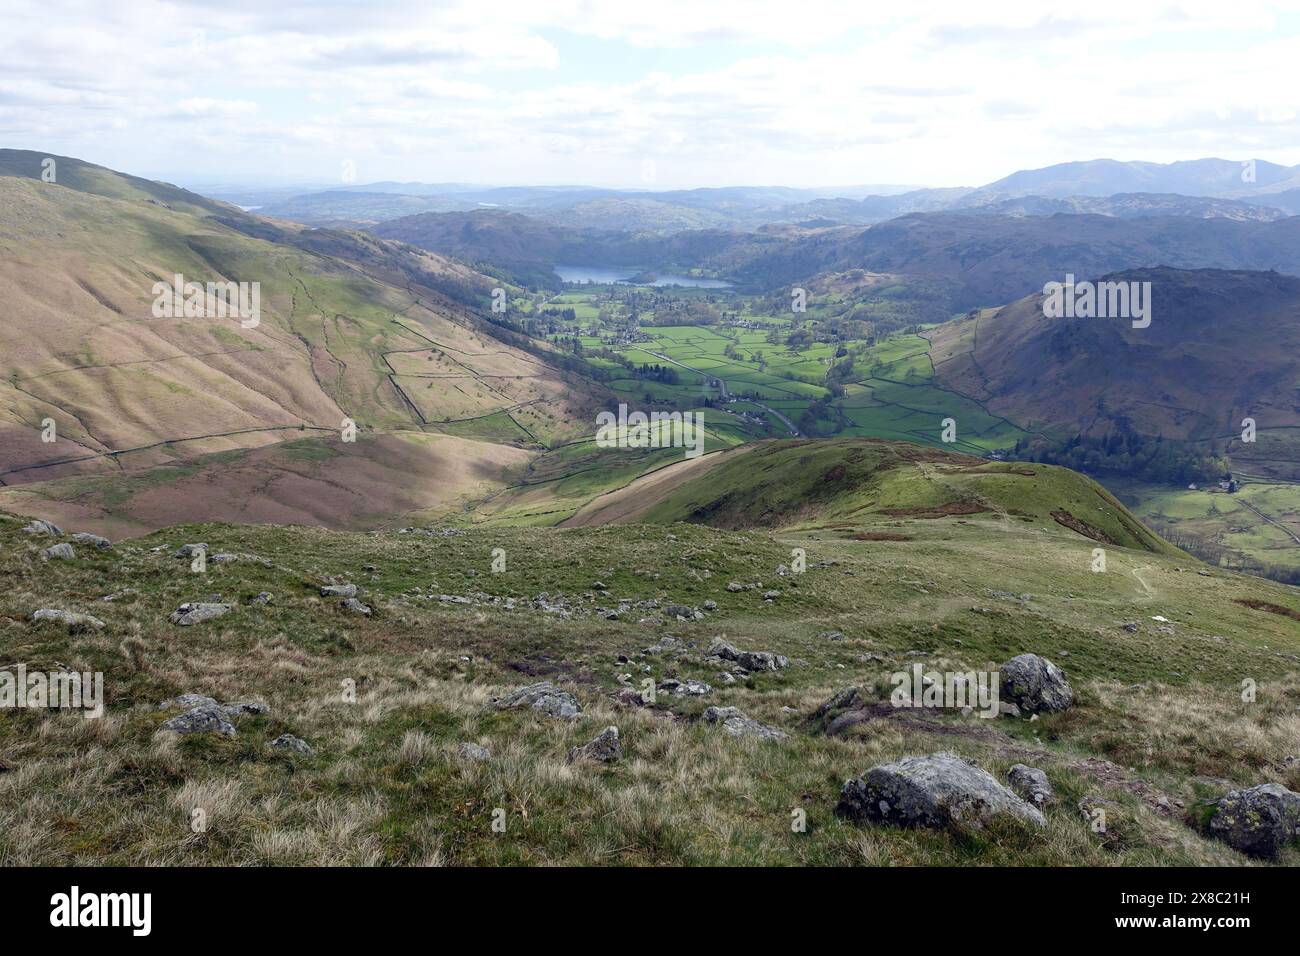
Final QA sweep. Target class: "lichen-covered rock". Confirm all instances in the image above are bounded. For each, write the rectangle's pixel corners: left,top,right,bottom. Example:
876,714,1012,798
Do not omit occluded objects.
999,654,1073,714
270,734,313,754
707,637,788,671
657,677,712,697
173,543,208,558
169,602,231,626
158,694,219,711
567,726,622,763
320,583,358,598
1208,783,1300,859
1007,764,1054,806
341,597,372,616
31,608,105,630
161,704,236,736
703,706,788,741
41,543,75,561
71,532,112,550
458,742,491,761
493,681,581,719
22,519,61,536
836,752,1046,831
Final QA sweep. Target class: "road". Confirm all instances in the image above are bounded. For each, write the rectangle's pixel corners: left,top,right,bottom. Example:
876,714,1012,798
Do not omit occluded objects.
642,348,800,437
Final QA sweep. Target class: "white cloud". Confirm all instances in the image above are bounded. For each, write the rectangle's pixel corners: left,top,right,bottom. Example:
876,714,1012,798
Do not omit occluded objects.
2,0,1297,186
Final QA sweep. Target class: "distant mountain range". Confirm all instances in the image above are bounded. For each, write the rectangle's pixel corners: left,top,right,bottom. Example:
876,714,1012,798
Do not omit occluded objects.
256,157,1300,234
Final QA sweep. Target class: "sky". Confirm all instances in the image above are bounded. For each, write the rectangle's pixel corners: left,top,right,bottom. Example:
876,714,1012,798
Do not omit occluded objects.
4,0,1300,190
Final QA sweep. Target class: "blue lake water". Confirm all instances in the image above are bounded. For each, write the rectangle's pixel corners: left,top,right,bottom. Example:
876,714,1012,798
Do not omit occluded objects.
554,265,732,288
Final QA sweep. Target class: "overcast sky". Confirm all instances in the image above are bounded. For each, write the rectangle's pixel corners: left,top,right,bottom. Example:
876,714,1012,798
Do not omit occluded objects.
4,0,1300,189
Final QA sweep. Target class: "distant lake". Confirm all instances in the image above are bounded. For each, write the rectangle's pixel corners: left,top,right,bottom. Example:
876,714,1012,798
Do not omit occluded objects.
554,265,732,289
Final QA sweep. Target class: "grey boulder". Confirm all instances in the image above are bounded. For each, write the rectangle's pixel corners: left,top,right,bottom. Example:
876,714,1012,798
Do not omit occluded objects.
22,519,62,536
703,706,788,741
1007,764,1055,806
41,543,75,561
72,532,112,550
1208,783,1300,859
999,654,1073,714
270,734,313,754
169,602,232,625
493,681,581,719
458,742,491,762
567,726,622,764
836,752,1046,831
320,583,358,598
161,704,236,737
31,608,105,630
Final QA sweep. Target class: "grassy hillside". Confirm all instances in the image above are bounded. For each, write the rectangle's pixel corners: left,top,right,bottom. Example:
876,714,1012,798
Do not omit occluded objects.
618,438,1175,553
2,433,1297,864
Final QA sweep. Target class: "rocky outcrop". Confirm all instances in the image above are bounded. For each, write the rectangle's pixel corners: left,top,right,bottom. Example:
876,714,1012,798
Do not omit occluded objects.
836,752,1046,831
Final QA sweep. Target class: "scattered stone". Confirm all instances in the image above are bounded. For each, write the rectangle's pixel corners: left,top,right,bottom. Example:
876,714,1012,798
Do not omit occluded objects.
658,677,712,697
320,583,358,598
341,597,372,616
158,694,219,711
611,688,648,709
663,604,695,621
1207,783,1300,859
99,588,138,602
210,552,239,564
592,580,607,590
31,608,105,630
173,543,208,558
762,590,780,601
22,519,61,536
820,630,845,642
999,653,1073,714
836,752,1045,831
813,686,863,722
71,532,112,550
775,563,789,576
222,700,269,716
643,635,685,655
458,742,491,761
703,706,788,740
270,734,313,754
1007,764,1055,806
251,592,274,605
718,671,736,685
726,582,745,593
168,602,232,626
161,704,236,737
708,637,789,671
493,681,581,719
702,600,717,611
567,726,622,764
41,543,75,561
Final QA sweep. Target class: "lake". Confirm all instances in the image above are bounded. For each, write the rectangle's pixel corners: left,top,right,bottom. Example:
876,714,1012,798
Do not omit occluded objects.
554,265,732,289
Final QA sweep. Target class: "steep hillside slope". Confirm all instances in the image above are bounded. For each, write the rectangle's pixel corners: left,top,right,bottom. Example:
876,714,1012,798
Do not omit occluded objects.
0,157,606,512
927,268,1300,478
